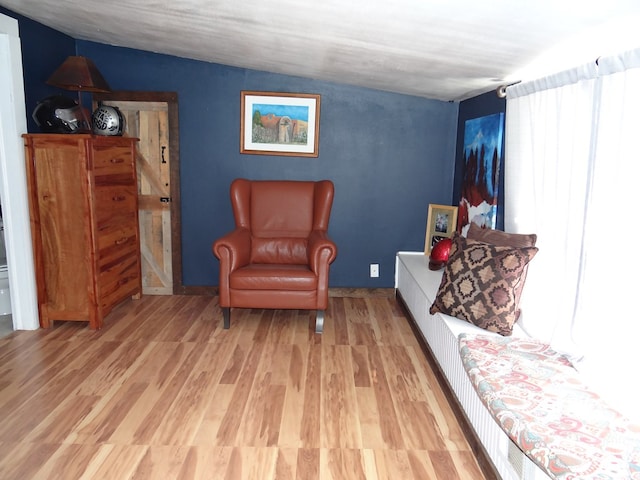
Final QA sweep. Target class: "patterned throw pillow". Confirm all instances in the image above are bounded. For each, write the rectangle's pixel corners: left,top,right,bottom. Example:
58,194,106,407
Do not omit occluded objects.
430,233,538,336
466,222,538,320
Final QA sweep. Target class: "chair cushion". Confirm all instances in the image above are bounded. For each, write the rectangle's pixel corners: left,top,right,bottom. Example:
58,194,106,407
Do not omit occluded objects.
251,238,309,264
230,264,317,291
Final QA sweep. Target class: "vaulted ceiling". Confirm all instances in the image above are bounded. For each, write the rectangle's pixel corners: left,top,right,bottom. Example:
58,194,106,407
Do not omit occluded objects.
3,0,640,101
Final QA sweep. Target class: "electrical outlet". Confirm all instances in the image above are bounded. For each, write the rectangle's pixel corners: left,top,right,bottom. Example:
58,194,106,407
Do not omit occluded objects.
370,263,379,278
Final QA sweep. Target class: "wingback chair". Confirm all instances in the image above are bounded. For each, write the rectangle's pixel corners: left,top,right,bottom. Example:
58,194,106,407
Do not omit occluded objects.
212,178,338,333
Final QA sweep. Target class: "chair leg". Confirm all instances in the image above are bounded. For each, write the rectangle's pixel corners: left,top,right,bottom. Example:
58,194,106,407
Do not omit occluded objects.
315,309,324,334
223,307,230,329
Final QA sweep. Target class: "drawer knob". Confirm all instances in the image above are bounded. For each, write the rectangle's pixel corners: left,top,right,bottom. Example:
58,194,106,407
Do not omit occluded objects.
115,237,128,245
112,195,126,201
110,158,125,164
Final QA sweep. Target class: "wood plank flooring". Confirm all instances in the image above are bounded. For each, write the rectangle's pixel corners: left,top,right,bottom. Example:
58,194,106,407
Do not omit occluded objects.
0,295,486,479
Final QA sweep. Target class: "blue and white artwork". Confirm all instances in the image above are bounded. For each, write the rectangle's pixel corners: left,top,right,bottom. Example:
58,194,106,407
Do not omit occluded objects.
458,112,505,232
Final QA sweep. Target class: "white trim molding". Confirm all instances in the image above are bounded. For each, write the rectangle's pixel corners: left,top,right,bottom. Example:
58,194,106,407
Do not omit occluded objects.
0,13,39,330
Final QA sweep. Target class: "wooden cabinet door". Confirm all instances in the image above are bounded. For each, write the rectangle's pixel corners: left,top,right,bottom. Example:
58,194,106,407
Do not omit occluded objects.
30,138,93,322
93,92,182,295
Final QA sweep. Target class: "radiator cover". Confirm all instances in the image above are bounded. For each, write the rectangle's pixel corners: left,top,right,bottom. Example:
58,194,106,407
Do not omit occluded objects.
395,252,548,480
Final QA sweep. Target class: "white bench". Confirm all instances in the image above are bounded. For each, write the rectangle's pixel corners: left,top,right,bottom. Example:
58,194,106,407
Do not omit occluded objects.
395,251,549,480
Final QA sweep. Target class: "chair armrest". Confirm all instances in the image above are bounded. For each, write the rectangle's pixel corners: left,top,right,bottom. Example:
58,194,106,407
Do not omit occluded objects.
212,228,251,273
308,230,337,273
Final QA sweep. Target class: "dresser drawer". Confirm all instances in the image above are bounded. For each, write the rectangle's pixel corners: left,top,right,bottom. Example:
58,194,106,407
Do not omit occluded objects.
94,186,137,223
92,144,134,176
98,253,140,310
97,224,138,260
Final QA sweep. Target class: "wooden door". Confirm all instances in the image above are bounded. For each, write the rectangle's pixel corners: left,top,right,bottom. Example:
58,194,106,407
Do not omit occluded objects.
93,92,182,295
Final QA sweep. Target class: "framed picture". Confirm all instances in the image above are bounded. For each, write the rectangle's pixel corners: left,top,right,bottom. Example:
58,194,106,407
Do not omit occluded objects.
424,204,459,255
240,91,320,157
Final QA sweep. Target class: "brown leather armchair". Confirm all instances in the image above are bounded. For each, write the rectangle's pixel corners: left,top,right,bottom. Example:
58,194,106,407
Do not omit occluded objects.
212,178,337,333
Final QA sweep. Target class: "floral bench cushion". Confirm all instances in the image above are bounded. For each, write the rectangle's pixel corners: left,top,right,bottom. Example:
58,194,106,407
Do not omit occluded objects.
458,333,640,479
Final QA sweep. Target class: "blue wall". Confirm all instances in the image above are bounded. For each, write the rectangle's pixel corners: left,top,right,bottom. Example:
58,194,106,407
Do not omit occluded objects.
0,7,76,132
75,41,459,288
5,7,462,289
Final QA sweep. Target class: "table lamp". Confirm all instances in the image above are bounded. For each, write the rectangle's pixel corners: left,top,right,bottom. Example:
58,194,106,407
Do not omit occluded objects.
46,55,111,130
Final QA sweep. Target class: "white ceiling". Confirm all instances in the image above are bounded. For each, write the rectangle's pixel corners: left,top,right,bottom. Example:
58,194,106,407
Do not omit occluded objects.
3,0,640,101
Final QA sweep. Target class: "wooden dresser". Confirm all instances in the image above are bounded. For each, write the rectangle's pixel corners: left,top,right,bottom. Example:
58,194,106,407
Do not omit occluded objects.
24,134,142,329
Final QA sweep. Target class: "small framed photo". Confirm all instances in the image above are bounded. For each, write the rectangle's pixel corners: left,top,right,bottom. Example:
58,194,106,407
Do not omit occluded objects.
424,204,458,255
240,91,320,157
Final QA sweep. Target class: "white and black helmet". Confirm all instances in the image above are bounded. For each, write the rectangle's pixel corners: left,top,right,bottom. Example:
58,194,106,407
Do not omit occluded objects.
32,95,88,133
92,105,124,136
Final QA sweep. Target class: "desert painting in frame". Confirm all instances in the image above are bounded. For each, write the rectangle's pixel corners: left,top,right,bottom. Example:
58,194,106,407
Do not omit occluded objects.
458,112,505,233
240,91,320,157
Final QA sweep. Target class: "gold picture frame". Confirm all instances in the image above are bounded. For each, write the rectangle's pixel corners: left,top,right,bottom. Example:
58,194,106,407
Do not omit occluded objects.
424,204,458,255
240,91,321,157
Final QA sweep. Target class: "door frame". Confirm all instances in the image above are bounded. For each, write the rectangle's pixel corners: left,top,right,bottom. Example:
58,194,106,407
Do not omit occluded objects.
93,91,185,294
0,14,39,330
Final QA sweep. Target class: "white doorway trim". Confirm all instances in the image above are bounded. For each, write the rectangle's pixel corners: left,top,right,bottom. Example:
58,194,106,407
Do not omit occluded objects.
0,13,39,330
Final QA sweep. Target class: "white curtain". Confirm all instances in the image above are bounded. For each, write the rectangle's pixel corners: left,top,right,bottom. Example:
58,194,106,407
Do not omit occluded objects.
504,48,640,421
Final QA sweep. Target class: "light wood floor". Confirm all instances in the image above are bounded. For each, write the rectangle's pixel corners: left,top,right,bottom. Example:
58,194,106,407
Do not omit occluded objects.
0,295,486,479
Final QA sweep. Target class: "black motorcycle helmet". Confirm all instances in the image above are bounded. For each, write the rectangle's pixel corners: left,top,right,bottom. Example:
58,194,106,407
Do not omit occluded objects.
32,95,87,133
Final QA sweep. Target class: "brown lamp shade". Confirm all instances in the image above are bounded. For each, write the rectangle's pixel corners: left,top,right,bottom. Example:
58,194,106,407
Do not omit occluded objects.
46,56,111,92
